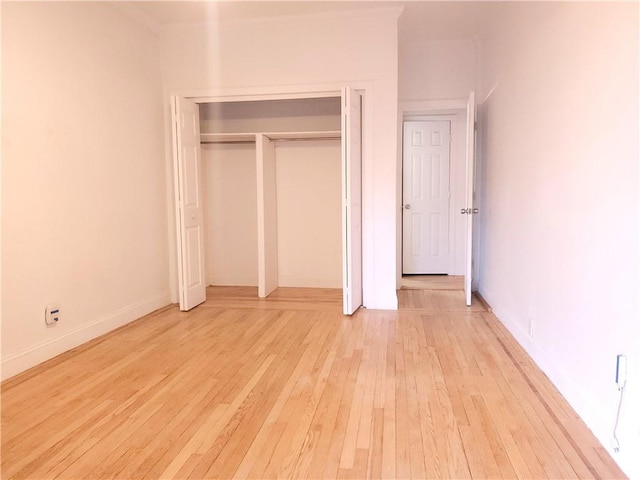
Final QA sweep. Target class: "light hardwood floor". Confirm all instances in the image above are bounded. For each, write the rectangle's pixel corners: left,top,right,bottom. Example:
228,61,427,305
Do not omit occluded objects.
1,286,625,479
400,275,464,291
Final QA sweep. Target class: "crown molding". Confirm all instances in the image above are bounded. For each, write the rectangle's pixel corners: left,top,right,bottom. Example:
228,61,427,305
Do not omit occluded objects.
159,5,405,32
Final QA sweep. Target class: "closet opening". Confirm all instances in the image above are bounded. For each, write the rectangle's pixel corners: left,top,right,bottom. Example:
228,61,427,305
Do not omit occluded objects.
171,89,363,315
200,97,343,294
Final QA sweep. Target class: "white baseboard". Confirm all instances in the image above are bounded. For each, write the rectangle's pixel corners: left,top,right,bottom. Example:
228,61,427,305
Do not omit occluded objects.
479,286,638,478
481,286,602,421
1,292,172,381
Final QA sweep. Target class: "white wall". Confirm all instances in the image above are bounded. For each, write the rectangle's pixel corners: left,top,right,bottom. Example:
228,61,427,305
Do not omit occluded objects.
478,3,639,476
276,141,342,288
1,3,170,379
159,9,400,309
202,144,258,286
399,40,477,102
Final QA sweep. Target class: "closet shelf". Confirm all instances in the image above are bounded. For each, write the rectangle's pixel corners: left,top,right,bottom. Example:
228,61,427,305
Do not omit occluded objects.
266,131,341,140
200,130,341,144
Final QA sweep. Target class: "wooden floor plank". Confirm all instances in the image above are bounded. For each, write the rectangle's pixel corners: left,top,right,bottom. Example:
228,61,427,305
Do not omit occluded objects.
1,286,627,480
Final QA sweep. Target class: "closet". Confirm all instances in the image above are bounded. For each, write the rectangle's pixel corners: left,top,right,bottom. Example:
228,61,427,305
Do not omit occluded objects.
200,97,342,296
171,89,362,315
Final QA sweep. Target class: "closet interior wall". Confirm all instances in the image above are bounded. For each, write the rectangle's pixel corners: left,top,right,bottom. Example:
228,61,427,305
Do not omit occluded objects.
202,141,258,287
199,97,343,291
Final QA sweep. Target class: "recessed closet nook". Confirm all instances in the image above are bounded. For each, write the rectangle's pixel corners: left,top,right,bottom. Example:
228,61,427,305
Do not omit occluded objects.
171,89,362,316
202,96,341,293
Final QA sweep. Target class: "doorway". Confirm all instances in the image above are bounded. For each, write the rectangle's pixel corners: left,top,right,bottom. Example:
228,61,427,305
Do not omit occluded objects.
398,92,477,306
399,110,469,282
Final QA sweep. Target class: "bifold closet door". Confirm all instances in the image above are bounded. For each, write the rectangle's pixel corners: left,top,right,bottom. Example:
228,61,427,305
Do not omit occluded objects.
342,87,363,315
171,96,207,311
257,134,278,297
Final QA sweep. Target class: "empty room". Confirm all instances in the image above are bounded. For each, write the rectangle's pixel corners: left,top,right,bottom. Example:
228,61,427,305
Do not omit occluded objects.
2,1,638,478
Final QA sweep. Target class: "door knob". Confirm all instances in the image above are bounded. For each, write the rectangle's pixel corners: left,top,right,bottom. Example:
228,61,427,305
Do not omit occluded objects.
404,204,411,210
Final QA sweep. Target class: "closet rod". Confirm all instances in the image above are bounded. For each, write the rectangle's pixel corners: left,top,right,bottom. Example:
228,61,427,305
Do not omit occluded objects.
200,137,341,145
200,141,256,145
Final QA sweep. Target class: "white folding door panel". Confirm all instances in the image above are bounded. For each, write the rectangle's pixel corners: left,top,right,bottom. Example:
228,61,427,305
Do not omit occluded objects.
172,96,206,311
464,91,477,307
257,134,278,298
341,87,363,315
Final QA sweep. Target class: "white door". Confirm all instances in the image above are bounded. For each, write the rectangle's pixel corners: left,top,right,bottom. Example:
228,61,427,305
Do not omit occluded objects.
402,121,451,274
342,87,362,315
463,92,477,306
171,96,206,311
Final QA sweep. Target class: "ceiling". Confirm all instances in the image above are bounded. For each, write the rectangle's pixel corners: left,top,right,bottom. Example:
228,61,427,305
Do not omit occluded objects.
128,1,503,44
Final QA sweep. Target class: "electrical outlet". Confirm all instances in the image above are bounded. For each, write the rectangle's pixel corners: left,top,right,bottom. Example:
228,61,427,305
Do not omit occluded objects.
528,317,535,338
45,305,60,326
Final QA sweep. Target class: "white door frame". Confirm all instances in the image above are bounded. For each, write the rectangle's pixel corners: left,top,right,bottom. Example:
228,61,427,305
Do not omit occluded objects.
398,99,469,288
165,82,373,308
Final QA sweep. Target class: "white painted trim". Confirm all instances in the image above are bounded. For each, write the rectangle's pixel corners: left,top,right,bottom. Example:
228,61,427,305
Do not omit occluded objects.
398,101,467,280
1,293,172,381
403,114,457,122
158,6,405,32
170,82,357,104
193,91,342,104
399,98,467,114
479,286,627,473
